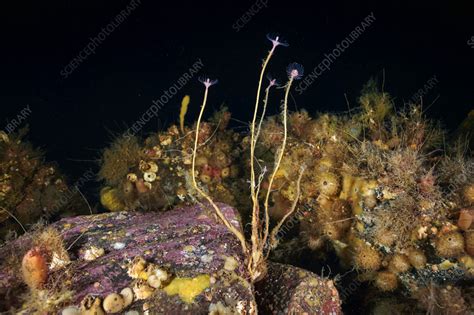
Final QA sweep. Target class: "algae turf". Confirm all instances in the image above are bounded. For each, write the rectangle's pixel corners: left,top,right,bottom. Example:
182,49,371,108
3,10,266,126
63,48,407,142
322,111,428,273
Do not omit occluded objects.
0,128,90,242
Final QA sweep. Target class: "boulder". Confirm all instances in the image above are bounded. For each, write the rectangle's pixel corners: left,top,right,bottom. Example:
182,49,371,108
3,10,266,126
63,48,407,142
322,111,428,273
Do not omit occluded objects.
255,262,342,314
0,202,342,314
0,203,256,314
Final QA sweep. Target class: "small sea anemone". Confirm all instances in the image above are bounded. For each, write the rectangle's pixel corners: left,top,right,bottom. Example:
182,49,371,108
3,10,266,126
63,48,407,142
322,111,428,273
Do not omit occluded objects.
374,271,398,292
316,171,341,197
465,230,474,256
322,223,344,241
353,243,382,271
435,231,465,258
388,254,411,274
407,248,427,269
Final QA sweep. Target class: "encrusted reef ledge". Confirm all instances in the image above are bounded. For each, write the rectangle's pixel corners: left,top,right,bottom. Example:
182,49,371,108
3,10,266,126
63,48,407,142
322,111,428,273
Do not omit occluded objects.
255,262,342,315
0,203,341,314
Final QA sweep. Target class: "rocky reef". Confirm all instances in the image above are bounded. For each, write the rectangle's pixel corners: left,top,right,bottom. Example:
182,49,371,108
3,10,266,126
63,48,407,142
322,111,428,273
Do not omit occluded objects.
251,83,474,312
99,108,248,213
93,79,474,313
0,202,340,314
1,30,473,313
0,129,88,242
255,262,341,314
1,87,473,313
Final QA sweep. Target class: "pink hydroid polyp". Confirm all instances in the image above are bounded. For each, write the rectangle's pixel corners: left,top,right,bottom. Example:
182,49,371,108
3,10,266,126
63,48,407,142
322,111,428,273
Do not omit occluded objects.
286,62,304,80
266,33,289,49
199,76,218,88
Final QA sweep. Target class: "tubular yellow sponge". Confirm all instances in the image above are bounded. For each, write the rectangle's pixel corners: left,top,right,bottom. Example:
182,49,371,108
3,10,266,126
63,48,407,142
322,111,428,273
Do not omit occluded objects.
180,95,190,134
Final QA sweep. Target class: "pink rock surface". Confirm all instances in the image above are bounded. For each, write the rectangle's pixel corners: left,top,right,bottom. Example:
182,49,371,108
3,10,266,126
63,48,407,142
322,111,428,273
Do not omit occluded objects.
0,202,342,314
0,203,256,314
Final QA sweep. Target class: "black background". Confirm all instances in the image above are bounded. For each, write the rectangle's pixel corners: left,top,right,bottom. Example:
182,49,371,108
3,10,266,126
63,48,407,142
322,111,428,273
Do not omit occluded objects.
1,0,473,203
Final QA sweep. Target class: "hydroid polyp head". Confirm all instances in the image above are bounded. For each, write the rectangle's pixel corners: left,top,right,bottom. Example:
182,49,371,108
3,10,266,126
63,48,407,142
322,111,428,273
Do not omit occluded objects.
198,76,218,88
266,33,289,49
287,62,304,80
266,74,279,89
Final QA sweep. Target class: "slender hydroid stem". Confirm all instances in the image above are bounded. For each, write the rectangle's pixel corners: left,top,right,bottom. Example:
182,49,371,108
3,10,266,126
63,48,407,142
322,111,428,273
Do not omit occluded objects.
0,207,26,233
254,84,272,154
192,87,247,253
249,47,276,267
255,84,272,239
261,77,294,250
267,165,305,258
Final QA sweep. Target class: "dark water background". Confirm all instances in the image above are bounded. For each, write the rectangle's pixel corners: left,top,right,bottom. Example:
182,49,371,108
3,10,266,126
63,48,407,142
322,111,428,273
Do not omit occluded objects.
1,0,473,207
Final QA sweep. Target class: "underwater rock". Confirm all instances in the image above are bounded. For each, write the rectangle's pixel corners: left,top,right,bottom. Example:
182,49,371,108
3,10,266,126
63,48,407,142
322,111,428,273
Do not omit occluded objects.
0,203,257,314
255,262,342,315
